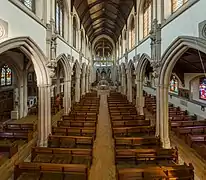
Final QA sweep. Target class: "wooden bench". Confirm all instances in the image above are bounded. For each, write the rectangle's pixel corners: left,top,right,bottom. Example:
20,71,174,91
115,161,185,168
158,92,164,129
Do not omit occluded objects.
3,123,37,131
114,136,160,148
52,127,96,137
0,141,18,158
0,131,33,142
115,148,178,165
14,162,88,180
31,147,92,166
57,120,97,127
116,164,194,180
111,115,145,121
62,115,97,121
48,135,94,148
171,120,206,129
186,134,206,147
112,120,150,127
112,126,155,137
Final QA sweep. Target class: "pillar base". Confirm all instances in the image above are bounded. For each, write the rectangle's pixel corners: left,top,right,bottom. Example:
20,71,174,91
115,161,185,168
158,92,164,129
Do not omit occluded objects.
162,137,171,149
37,139,48,147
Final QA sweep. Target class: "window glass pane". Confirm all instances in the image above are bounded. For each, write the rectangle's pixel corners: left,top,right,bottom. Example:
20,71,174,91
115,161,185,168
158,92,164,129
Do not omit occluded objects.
143,2,151,38
6,68,12,85
56,4,60,34
23,0,33,10
1,67,6,86
172,0,188,12
60,8,63,36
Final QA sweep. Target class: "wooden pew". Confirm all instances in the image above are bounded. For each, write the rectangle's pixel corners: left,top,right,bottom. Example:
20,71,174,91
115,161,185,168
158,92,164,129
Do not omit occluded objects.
31,147,92,166
62,115,97,121
0,131,33,142
14,162,89,180
57,120,97,128
111,115,145,121
48,135,94,148
114,136,160,149
3,123,37,131
171,120,206,129
0,141,18,158
112,120,150,127
186,134,206,147
115,148,178,165
112,126,155,137
116,164,194,180
52,127,96,137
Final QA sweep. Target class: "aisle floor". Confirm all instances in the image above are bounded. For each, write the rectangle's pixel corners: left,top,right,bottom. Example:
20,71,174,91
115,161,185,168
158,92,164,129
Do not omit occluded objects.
89,91,116,180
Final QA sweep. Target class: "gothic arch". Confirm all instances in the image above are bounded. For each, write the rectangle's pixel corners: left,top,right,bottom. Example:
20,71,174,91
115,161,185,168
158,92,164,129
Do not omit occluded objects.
56,54,72,81
158,36,206,148
136,53,151,81
73,60,81,77
0,37,50,86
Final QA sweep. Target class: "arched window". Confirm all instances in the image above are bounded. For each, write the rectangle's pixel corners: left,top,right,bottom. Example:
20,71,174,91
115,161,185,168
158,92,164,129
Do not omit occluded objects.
124,30,127,53
129,17,135,49
143,0,152,38
81,31,84,54
55,0,64,37
19,0,35,12
73,17,77,48
172,0,188,12
1,64,12,86
169,75,178,94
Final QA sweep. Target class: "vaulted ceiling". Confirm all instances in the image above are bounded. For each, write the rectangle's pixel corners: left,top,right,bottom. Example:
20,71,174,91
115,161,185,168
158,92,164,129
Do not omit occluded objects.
73,0,135,42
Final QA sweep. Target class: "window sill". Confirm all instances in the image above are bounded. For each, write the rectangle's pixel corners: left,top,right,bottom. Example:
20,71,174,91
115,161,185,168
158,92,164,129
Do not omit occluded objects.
8,0,46,28
162,0,199,28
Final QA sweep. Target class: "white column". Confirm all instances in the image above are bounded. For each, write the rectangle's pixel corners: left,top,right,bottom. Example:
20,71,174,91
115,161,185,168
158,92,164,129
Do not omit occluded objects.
121,75,126,95
56,78,60,95
81,75,86,96
37,84,51,147
85,74,89,93
75,75,80,102
159,85,171,149
64,80,71,115
136,79,144,116
19,74,24,119
126,72,133,103
23,71,28,117
155,84,160,137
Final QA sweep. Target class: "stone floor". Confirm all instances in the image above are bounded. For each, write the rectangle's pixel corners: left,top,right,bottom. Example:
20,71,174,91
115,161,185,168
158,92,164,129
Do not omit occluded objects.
89,90,116,180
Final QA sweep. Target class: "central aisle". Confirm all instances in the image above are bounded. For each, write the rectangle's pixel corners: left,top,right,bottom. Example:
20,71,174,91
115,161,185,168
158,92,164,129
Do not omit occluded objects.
89,90,116,180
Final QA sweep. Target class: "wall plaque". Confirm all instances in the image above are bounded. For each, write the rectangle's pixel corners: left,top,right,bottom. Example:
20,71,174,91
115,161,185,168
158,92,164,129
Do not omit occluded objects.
0,19,8,40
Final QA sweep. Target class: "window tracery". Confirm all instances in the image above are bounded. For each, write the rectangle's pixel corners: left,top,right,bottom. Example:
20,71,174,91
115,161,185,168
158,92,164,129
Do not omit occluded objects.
143,0,152,38
172,0,188,12
55,0,64,37
0,64,12,86
19,0,35,12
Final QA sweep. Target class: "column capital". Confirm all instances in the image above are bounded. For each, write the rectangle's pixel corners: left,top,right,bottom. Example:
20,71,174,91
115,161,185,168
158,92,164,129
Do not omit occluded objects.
38,84,51,88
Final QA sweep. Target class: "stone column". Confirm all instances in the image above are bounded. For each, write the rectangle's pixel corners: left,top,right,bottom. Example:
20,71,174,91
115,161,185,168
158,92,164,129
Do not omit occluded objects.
81,75,86,96
75,75,81,102
85,74,89,93
37,84,51,147
56,78,60,96
136,79,144,116
155,84,160,137
159,85,171,149
19,84,24,119
121,75,126,95
63,79,71,115
126,71,133,103
23,71,28,117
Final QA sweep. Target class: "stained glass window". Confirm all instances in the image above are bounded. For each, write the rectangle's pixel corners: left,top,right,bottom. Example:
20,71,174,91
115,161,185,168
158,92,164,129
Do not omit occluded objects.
73,17,77,48
143,0,152,38
0,65,12,86
19,0,35,12
169,75,178,94
172,0,188,13
129,17,135,49
199,77,206,100
55,0,64,37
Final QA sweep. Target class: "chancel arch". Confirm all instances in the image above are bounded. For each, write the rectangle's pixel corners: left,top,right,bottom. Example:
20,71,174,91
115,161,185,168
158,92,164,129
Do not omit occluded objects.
158,36,206,149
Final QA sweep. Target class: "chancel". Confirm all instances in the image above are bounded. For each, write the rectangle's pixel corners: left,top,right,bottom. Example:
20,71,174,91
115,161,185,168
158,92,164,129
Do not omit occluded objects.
0,0,206,179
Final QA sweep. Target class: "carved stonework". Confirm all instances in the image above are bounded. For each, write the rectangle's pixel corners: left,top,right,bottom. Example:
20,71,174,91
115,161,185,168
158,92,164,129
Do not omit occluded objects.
151,61,162,78
199,20,206,39
0,19,8,40
47,60,57,78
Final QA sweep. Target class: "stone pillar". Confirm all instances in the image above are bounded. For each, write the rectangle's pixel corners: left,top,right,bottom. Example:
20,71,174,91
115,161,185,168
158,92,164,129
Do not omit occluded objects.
75,75,80,102
136,79,144,116
23,71,28,117
121,75,126,95
155,84,160,137
63,79,71,115
51,86,54,97
85,74,89,93
159,85,171,149
56,78,60,95
19,84,24,119
37,84,51,147
81,75,86,96
126,71,133,103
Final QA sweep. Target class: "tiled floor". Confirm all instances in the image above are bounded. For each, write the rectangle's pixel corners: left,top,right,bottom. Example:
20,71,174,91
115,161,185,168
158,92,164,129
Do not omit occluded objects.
89,91,116,180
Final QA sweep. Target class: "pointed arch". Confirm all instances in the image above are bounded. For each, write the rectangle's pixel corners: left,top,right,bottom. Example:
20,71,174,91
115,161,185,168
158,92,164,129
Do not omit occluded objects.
0,37,50,86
